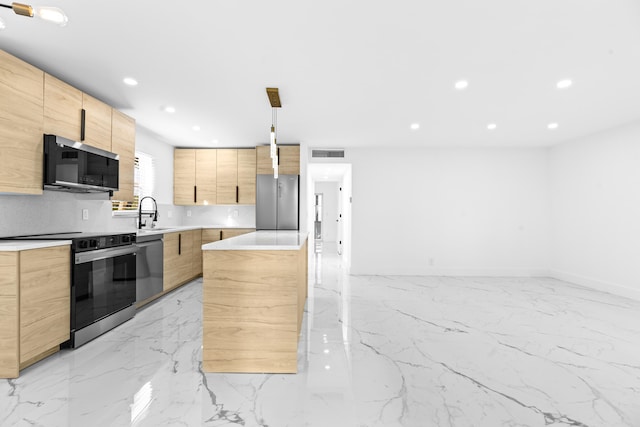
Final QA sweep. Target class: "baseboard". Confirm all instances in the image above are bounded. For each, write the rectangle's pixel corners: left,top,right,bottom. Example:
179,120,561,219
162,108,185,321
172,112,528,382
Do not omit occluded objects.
350,267,550,277
549,269,640,302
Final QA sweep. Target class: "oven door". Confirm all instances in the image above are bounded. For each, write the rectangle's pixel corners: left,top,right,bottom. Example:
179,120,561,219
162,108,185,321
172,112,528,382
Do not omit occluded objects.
73,245,137,332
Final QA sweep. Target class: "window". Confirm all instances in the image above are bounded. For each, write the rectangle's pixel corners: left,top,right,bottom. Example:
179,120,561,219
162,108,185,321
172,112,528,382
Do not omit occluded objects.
112,151,155,212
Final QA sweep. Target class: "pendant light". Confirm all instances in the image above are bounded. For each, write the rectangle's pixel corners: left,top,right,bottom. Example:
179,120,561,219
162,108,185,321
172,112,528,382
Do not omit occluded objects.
0,2,68,27
266,88,281,179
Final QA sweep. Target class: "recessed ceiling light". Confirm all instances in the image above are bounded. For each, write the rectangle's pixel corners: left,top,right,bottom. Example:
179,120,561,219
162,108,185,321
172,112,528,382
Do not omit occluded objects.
123,77,138,86
556,79,572,89
192,125,201,131
487,123,497,130
547,122,559,130
454,80,469,90
324,365,331,370
163,106,176,114
410,123,420,130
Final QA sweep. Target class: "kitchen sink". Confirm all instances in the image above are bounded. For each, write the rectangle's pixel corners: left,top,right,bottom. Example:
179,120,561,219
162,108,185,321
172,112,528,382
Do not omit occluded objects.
138,227,171,233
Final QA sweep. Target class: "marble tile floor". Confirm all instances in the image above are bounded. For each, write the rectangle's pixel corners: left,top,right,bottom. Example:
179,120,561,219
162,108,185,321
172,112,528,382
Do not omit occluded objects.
1,248,640,427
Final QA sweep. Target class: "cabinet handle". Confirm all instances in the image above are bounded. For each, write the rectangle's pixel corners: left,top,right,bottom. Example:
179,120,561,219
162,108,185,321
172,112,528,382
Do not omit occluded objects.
277,147,280,165
178,233,182,255
194,186,197,203
219,230,222,240
80,108,86,141
236,186,239,203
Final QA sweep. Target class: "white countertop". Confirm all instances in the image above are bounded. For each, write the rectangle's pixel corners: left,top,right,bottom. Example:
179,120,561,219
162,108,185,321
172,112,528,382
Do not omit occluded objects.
202,231,308,251
0,240,73,251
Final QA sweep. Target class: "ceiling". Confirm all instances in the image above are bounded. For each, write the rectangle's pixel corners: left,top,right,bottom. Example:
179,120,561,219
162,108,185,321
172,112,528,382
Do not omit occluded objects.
1,1,640,149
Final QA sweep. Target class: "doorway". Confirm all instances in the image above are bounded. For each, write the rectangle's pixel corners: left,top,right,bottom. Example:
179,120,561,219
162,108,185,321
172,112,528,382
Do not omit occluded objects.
307,164,352,271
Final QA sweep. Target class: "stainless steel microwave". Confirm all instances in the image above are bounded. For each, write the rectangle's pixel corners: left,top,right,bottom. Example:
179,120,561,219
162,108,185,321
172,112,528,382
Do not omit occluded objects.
43,134,119,193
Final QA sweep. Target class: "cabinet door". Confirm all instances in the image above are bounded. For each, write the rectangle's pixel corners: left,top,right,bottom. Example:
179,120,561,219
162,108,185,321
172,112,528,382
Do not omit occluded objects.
202,228,223,244
278,145,300,175
174,149,196,205
256,146,272,175
0,50,44,195
0,252,19,378
237,148,256,204
111,109,136,202
44,73,82,141
82,93,112,151
196,149,217,205
163,232,194,291
216,149,238,204
192,229,203,277
257,145,299,175
19,246,70,364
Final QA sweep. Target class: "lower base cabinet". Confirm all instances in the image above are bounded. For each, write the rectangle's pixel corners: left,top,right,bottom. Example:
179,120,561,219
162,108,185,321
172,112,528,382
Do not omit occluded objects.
163,229,202,292
0,245,70,379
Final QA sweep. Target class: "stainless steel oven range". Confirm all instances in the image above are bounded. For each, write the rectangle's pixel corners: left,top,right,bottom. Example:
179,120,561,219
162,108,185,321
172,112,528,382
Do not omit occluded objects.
7,232,137,348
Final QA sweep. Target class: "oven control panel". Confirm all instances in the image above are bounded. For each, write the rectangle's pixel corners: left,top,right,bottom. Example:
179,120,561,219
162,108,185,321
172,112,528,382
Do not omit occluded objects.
75,233,136,252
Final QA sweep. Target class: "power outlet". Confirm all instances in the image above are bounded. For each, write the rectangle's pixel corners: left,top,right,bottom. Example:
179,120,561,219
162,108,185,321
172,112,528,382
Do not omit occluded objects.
167,210,172,219
82,209,89,221
186,210,192,217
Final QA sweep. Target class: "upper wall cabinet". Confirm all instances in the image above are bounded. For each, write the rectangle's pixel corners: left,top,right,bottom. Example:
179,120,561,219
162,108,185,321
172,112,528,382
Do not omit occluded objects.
44,73,82,142
82,94,112,152
217,148,256,204
256,144,300,175
174,149,218,206
0,50,45,195
111,110,136,202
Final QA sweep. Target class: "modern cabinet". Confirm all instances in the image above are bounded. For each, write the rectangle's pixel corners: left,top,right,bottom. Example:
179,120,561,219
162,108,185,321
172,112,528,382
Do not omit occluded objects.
44,73,83,142
175,148,255,206
111,109,136,202
0,245,70,379
19,246,70,365
217,148,256,204
163,229,204,291
216,149,238,204
82,93,112,152
0,50,44,195
256,144,300,175
174,149,218,206
192,229,203,278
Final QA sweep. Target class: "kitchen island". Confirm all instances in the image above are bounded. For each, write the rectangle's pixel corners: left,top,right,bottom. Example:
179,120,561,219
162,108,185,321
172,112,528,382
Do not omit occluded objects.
202,231,308,373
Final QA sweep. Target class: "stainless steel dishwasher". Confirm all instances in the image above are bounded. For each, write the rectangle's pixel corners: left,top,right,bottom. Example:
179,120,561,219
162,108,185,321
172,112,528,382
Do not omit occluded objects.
136,233,164,303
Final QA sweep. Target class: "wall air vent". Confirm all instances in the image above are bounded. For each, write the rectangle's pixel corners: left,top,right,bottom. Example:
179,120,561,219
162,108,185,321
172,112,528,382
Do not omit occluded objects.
312,149,345,158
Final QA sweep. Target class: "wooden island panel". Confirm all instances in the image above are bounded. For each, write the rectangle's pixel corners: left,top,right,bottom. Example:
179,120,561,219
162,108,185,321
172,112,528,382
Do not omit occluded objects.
203,240,307,373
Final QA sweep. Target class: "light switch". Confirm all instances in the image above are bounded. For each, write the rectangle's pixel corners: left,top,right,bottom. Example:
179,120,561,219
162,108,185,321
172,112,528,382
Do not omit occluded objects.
82,209,89,220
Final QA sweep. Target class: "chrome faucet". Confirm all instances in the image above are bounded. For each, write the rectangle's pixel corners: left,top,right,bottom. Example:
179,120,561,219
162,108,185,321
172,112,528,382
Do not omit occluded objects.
138,196,159,229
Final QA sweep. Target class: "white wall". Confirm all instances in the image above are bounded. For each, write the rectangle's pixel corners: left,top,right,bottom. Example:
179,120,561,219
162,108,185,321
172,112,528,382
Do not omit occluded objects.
348,147,550,275
549,121,640,300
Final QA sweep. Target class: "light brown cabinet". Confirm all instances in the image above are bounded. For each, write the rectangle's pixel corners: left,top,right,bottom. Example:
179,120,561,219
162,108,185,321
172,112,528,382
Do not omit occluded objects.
175,148,255,206
44,73,83,141
111,110,136,202
0,245,70,379
0,50,135,199
0,50,44,195
82,93,112,152
257,144,300,175
216,148,256,204
20,246,70,365
216,149,238,204
174,149,218,206
163,230,203,291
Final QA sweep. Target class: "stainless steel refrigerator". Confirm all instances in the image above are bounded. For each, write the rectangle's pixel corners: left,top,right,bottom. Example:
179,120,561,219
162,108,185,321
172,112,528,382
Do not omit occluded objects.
256,174,299,230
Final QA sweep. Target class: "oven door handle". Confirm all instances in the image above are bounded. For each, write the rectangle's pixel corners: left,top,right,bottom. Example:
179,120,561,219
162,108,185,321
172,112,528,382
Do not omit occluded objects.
74,245,138,264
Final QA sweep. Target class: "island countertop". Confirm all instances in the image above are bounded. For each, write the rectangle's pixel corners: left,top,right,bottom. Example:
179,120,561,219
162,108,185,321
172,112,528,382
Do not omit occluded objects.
202,230,308,251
